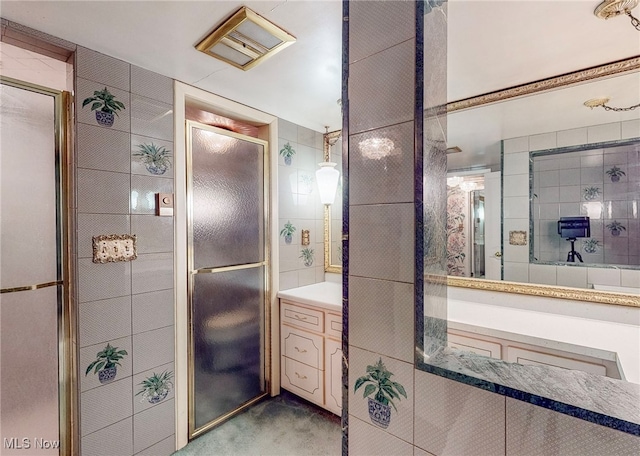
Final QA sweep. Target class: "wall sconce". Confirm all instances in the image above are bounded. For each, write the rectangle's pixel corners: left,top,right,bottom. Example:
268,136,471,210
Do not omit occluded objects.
316,162,340,205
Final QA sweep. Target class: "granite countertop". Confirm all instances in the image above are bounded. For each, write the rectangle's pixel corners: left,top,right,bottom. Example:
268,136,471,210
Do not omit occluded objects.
421,348,640,434
277,281,342,313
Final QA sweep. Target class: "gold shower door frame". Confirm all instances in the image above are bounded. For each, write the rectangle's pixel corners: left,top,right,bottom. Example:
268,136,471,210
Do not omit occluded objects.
0,76,75,455
185,121,271,439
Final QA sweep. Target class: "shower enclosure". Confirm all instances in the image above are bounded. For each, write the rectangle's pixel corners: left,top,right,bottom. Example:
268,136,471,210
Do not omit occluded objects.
0,77,72,455
186,121,270,438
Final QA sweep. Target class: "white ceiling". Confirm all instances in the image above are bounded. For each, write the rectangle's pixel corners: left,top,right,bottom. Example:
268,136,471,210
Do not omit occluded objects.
1,0,639,164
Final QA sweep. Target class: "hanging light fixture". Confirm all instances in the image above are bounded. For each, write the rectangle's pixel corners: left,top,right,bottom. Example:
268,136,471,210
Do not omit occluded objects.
594,0,640,31
583,97,640,111
316,162,340,205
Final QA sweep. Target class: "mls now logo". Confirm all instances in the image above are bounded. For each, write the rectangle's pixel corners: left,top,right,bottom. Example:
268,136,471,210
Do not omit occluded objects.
4,438,60,450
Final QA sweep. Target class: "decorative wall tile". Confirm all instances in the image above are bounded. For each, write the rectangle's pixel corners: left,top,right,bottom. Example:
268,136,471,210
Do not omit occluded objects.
133,398,175,454
509,230,527,246
134,435,175,456
81,417,133,456
349,39,415,135
349,347,413,443
131,135,173,177
78,258,131,303
131,215,173,254
77,78,130,132
131,94,173,141
80,336,132,393
349,0,414,64
506,398,640,455
78,123,131,173
132,289,174,335
350,203,414,283
77,46,130,91
414,370,506,456
350,122,414,205
77,168,130,214
77,214,130,259
131,65,173,104
349,416,413,456
131,252,173,295
132,362,174,414
349,276,414,363
79,296,132,348
80,377,133,436
132,326,174,375
131,175,174,215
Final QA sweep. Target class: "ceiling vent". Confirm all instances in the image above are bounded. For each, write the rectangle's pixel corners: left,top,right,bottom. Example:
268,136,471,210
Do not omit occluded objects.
195,6,296,71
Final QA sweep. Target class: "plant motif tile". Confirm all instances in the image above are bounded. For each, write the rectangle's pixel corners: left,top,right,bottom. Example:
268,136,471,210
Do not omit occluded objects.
583,186,601,201
82,87,126,128
132,141,172,176
280,142,296,166
85,343,128,385
299,247,314,267
280,221,296,244
135,370,173,405
606,220,626,237
583,238,600,253
606,166,626,183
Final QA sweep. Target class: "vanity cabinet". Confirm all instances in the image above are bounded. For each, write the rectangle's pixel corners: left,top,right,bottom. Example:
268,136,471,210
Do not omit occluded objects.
280,299,342,415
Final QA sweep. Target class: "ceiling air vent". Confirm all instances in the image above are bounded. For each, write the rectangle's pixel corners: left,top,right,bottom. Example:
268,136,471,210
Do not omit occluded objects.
195,6,296,71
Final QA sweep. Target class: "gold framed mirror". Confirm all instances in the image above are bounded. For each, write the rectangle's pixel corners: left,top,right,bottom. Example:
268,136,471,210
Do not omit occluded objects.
323,129,342,274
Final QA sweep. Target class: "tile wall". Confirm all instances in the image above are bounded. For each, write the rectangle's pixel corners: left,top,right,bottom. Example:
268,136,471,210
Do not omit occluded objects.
503,120,640,288
277,118,326,290
346,3,640,456
75,47,175,456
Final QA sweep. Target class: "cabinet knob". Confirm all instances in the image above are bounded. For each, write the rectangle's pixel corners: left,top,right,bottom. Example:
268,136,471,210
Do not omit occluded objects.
495,251,502,257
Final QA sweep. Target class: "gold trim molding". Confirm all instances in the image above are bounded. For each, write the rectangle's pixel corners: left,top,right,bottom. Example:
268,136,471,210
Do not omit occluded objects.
447,276,640,308
447,56,640,112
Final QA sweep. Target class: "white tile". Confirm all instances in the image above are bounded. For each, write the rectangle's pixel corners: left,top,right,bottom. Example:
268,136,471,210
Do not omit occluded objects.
557,127,588,147
348,347,414,443
529,264,557,285
506,398,640,455
504,152,530,175
350,416,413,456
82,417,133,456
588,123,621,144
278,271,298,290
557,265,588,289
587,267,621,287
349,277,414,363
504,243,529,264
133,398,175,454
621,119,640,140
503,136,529,154
503,174,529,197
135,435,175,456
79,296,132,348
132,289,174,335
414,446,436,456
414,370,505,456
621,269,640,288
278,119,297,142
504,262,529,282
298,267,317,286
132,326,174,375
529,132,557,151
503,197,529,219
81,377,133,436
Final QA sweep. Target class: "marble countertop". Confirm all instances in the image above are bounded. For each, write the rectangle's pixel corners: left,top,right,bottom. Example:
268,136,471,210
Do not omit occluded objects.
277,281,342,313
421,348,640,433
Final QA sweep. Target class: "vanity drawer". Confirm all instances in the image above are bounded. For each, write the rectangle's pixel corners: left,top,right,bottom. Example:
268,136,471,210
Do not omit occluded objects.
325,312,342,339
281,325,323,368
281,357,323,404
281,301,324,332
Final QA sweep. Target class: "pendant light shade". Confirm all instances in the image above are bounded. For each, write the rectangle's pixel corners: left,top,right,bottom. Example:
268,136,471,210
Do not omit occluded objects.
316,162,340,205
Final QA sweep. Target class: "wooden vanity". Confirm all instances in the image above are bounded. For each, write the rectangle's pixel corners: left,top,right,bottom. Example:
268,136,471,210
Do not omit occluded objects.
277,281,342,415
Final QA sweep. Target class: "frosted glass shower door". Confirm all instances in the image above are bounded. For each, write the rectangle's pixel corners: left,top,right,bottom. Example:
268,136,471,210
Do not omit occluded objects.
187,121,269,437
0,81,62,454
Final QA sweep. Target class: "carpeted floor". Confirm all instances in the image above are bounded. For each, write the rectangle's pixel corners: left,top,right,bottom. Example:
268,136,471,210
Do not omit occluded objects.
173,391,342,456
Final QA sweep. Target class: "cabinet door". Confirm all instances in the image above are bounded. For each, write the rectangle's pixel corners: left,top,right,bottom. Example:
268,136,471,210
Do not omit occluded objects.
281,324,323,368
281,357,323,405
324,338,342,415
505,347,607,376
448,332,502,359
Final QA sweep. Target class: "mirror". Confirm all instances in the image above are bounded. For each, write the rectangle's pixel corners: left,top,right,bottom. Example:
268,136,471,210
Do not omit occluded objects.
324,130,342,273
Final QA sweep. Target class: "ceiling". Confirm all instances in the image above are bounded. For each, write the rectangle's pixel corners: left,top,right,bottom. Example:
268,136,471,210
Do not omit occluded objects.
0,1,638,156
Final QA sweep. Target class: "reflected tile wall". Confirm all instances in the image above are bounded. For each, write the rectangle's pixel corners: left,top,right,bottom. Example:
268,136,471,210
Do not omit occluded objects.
76,48,175,455
277,118,325,290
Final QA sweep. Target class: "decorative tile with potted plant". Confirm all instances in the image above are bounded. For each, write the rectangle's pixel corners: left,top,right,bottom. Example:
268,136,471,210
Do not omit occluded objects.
136,369,173,405
280,142,296,166
299,247,314,267
85,342,128,384
606,166,626,182
82,87,126,128
132,141,172,176
280,221,296,245
583,238,600,254
354,358,407,429
606,220,626,237
583,186,601,201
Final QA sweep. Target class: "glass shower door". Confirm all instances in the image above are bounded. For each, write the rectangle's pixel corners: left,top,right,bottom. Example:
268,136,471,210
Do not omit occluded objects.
187,121,269,437
0,80,64,454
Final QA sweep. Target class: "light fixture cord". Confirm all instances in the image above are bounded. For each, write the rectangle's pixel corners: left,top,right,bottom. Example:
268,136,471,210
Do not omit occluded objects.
626,9,640,30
